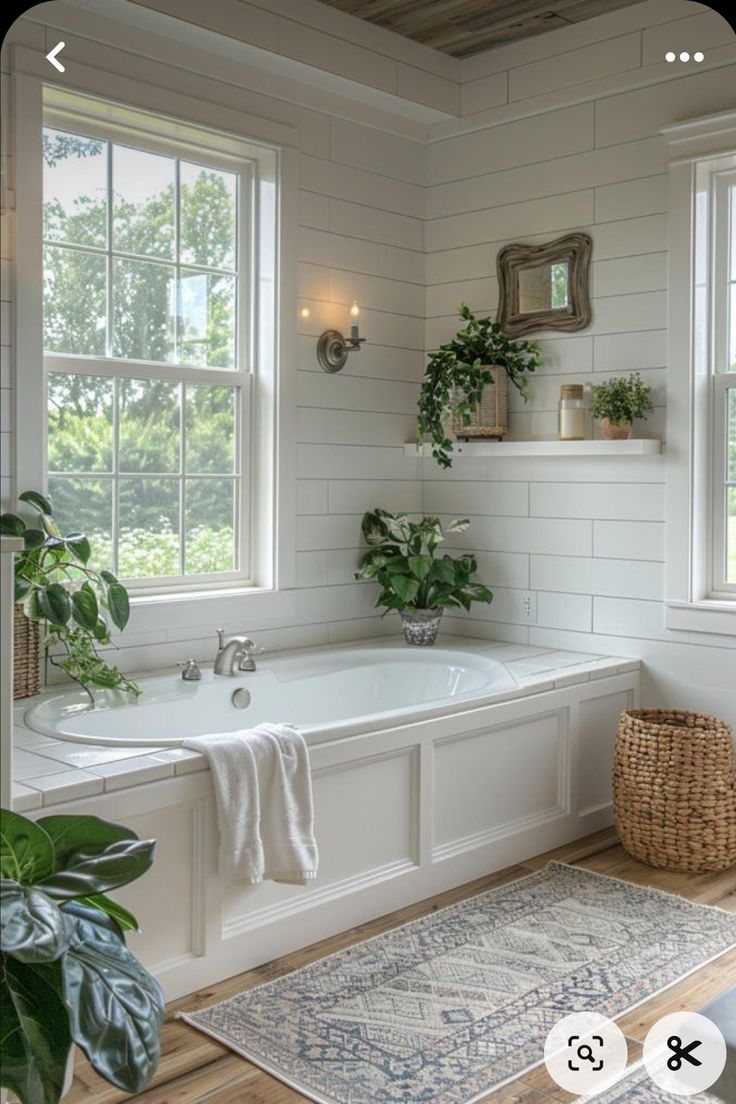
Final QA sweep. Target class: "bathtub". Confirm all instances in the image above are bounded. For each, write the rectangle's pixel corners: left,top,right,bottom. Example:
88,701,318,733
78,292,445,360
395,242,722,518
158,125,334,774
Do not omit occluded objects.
20,639,639,1000
25,646,519,747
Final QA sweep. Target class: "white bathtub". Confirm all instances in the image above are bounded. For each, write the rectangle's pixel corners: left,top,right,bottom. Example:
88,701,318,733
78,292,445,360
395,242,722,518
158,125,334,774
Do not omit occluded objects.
21,640,639,1001
25,646,519,747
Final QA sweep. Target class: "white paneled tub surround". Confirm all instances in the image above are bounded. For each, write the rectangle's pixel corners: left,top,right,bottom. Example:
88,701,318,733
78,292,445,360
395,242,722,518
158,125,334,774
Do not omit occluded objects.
13,639,640,1000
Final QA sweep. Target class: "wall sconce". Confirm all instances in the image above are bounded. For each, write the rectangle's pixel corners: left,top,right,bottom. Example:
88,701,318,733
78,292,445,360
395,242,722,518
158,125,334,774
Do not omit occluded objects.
317,300,366,373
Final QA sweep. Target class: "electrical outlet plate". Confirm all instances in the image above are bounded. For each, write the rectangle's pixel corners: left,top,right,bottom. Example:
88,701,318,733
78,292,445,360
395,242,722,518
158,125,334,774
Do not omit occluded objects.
520,591,537,622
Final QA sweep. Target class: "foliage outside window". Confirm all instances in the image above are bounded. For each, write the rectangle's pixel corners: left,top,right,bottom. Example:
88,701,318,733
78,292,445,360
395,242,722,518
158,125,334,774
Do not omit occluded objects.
42,117,247,585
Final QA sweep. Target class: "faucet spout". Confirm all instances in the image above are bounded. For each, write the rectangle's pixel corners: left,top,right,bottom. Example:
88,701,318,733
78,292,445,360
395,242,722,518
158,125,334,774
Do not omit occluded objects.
213,630,256,676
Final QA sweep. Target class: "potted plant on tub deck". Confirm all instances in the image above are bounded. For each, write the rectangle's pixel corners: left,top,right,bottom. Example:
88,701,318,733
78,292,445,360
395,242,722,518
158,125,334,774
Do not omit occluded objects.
417,303,542,469
591,372,654,439
356,509,493,645
0,489,139,702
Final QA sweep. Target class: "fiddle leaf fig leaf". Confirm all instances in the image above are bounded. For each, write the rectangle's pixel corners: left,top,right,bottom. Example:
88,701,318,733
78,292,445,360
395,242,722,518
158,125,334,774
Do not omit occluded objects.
77,893,140,934
0,880,69,962
37,815,138,871
61,900,164,1093
0,811,55,885
38,837,155,900
0,956,72,1104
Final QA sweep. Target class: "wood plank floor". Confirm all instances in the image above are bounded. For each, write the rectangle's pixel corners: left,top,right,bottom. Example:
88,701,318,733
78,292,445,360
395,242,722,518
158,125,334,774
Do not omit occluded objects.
67,829,736,1104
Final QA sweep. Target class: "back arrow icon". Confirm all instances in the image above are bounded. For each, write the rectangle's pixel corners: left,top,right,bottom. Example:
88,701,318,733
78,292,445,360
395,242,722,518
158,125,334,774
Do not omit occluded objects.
46,42,66,72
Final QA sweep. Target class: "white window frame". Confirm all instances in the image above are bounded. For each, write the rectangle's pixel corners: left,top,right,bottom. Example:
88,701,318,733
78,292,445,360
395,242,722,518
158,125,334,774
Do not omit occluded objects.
663,110,736,636
42,100,253,593
12,56,298,634
710,172,736,597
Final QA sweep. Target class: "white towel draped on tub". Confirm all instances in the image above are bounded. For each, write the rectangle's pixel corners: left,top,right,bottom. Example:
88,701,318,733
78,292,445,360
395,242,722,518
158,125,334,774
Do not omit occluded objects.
183,723,318,884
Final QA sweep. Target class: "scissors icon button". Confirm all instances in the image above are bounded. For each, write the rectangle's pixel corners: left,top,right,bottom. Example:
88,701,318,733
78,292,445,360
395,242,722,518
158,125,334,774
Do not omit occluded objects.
666,1035,702,1071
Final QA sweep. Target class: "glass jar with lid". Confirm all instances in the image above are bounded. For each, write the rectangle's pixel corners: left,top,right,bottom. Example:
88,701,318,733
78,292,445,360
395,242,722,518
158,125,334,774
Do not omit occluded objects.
558,384,590,441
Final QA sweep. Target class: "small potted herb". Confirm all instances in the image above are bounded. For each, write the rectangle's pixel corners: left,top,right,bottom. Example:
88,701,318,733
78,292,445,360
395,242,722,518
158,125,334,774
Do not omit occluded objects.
356,508,492,645
417,303,542,468
0,490,140,701
0,809,164,1104
591,372,653,439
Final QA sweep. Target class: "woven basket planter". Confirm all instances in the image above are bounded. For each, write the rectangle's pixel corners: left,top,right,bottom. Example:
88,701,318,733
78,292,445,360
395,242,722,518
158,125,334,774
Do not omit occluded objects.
613,708,736,873
449,365,508,440
14,604,41,700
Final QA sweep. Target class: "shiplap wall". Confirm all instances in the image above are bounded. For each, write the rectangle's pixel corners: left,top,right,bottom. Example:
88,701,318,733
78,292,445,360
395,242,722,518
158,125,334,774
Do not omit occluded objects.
0,12,425,668
424,5,736,724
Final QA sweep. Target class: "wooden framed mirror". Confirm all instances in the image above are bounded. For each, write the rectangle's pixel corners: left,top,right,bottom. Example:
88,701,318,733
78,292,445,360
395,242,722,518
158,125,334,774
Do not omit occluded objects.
496,232,592,336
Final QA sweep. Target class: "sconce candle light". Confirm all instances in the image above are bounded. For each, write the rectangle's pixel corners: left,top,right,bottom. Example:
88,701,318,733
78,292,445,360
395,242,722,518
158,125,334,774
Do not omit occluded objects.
317,300,366,372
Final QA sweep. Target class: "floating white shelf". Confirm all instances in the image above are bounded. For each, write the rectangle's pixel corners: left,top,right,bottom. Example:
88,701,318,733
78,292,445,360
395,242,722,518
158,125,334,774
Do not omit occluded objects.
405,439,662,458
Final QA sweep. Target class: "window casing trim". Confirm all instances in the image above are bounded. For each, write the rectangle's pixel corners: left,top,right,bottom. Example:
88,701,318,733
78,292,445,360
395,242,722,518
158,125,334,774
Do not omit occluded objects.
663,111,736,635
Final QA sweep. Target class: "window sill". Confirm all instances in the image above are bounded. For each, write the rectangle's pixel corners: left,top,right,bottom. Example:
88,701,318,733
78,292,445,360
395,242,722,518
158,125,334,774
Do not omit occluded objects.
127,585,296,636
665,600,736,636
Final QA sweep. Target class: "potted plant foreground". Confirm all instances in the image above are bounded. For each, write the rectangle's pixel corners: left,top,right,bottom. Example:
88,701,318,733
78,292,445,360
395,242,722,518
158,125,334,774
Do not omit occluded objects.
0,809,165,1104
356,509,493,645
591,372,653,439
0,490,140,702
417,303,542,468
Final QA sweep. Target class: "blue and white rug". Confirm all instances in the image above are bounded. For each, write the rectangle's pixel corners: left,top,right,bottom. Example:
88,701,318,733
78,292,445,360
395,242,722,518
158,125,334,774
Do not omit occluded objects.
584,1062,721,1102
181,862,736,1104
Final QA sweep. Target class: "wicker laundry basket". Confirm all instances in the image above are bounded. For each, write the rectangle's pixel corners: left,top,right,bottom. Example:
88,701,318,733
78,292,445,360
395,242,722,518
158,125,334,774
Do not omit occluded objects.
14,604,41,699
613,708,736,873
449,365,508,440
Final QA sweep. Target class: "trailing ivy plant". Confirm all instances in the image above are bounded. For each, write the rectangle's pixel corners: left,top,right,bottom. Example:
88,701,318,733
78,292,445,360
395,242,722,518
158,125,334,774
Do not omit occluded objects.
0,490,140,700
356,508,493,614
417,303,542,468
0,808,164,1104
591,372,654,426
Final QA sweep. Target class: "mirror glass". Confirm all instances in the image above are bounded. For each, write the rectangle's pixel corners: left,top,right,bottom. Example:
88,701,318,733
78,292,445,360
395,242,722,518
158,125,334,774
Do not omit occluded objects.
517,261,570,313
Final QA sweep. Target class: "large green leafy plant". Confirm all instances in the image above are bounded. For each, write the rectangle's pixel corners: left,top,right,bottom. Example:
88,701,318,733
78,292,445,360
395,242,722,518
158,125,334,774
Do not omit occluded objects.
0,490,139,700
0,809,164,1104
356,509,493,614
417,303,542,468
591,372,654,425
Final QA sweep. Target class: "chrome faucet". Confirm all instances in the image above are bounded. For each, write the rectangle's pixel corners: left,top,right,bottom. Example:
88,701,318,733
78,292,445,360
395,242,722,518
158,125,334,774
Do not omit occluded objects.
213,628,258,676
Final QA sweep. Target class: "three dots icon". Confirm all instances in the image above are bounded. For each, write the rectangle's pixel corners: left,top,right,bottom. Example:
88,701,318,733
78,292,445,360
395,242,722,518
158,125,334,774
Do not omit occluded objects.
665,50,705,62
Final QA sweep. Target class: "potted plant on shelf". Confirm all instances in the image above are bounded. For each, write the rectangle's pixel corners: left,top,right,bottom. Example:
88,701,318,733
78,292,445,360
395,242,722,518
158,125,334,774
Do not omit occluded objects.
355,508,493,645
417,303,542,469
0,490,140,702
591,372,653,439
0,809,165,1104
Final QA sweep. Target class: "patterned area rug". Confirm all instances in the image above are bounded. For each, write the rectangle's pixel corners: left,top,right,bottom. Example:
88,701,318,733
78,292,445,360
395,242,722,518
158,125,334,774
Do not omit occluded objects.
584,1062,720,1102
181,863,736,1104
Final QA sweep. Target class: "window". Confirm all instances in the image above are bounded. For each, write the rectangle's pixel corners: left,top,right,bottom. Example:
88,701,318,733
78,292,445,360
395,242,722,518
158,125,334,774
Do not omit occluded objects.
663,114,736,634
42,106,251,589
711,173,736,594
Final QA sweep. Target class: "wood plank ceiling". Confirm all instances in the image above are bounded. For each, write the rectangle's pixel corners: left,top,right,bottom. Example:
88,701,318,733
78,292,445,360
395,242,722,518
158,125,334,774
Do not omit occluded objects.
318,0,644,57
